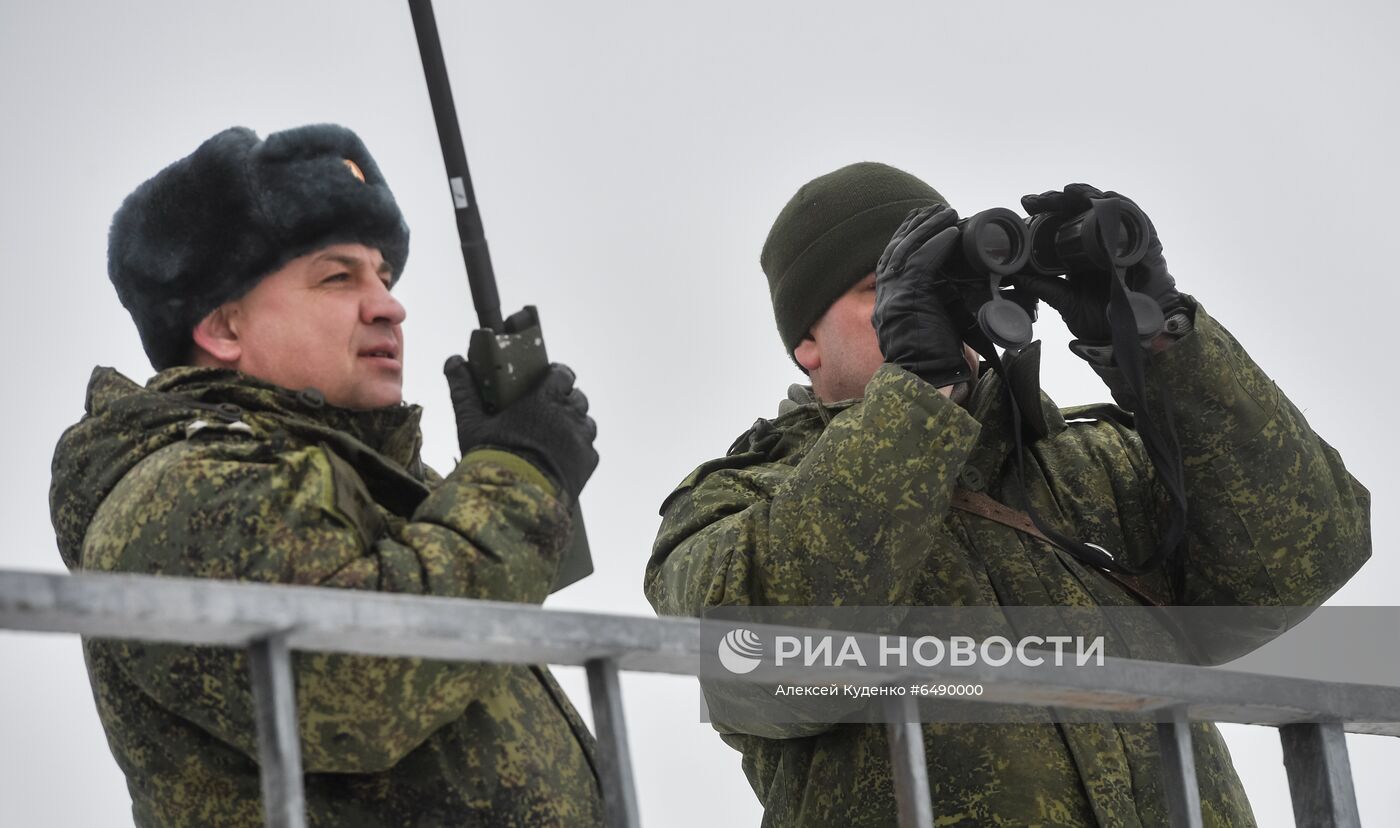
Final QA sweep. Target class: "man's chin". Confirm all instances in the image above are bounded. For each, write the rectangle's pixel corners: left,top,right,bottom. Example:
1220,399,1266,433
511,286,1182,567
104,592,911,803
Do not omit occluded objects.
364,389,405,409
334,383,404,411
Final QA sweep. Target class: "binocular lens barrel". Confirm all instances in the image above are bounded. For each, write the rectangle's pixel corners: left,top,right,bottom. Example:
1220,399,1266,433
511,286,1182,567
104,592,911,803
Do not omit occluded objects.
957,208,1031,276
1026,200,1151,275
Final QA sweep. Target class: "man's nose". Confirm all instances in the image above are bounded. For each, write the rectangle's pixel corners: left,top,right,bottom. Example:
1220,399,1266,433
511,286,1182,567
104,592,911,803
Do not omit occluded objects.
363,280,407,326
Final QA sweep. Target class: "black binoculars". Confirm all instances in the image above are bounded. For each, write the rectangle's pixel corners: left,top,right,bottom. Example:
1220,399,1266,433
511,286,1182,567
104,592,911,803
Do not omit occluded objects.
942,200,1155,348
950,200,1151,279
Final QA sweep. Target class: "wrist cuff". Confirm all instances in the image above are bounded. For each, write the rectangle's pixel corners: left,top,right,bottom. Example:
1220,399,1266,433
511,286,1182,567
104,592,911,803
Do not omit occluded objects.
460,448,558,496
1069,307,1196,366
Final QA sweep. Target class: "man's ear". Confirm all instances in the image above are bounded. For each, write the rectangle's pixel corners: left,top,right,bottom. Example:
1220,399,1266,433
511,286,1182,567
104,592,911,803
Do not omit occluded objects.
793,334,821,373
191,305,241,365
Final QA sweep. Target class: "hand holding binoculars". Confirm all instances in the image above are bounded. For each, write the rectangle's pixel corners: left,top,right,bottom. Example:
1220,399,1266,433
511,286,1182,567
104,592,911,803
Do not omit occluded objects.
946,196,1164,349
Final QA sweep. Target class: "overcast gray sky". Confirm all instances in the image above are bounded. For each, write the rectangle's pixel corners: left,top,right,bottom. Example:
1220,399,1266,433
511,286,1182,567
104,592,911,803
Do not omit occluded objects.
3,1,1397,825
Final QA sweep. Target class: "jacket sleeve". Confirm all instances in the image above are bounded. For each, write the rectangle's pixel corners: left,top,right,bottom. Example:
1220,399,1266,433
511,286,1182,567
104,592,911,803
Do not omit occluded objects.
647,364,981,615
82,442,570,773
1099,303,1371,619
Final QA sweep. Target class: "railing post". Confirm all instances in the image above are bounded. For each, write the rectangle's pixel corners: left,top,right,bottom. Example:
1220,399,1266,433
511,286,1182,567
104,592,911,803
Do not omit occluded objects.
1279,723,1362,828
883,694,934,828
248,634,306,828
585,658,640,828
1157,706,1203,828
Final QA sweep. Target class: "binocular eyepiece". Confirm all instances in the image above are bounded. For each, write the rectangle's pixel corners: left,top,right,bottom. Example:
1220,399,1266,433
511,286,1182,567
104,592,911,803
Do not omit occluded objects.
1025,200,1151,275
955,208,1031,276
946,199,1155,349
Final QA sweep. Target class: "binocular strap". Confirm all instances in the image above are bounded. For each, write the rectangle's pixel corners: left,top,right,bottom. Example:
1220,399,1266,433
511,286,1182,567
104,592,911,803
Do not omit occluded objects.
958,197,1189,590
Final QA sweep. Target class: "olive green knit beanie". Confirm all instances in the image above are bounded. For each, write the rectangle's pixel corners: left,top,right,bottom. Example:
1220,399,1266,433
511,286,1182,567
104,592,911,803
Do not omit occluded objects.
760,162,947,355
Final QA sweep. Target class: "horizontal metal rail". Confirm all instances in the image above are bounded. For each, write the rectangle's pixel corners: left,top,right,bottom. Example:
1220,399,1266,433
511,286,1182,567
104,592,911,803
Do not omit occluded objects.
1,568,1392,827
5,569,1398,732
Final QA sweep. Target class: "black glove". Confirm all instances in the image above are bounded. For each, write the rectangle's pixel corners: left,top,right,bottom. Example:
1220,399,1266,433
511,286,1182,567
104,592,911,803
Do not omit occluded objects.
443,358,599,500
1012,183,1186,346
871,205,973,388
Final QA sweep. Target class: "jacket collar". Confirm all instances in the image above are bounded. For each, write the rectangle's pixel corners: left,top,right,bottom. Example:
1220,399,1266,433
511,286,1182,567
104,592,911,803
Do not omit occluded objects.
775,343,1065,488
141,366,425,469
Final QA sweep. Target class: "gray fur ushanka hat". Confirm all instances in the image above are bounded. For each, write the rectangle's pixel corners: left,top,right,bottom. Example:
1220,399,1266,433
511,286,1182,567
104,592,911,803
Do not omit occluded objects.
107,123,410,370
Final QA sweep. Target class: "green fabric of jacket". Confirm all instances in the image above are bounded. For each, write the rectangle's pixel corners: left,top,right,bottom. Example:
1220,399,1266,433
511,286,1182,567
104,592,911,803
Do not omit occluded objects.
647,305,1371,827
51,366,604,827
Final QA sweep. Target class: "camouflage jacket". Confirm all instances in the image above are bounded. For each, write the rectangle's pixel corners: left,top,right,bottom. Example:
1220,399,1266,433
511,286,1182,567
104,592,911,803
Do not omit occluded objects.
51,367,604,827
647,305,1371,827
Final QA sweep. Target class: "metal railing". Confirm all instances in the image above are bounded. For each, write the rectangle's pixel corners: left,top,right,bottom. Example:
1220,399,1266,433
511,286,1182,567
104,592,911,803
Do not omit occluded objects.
2,568,1395,828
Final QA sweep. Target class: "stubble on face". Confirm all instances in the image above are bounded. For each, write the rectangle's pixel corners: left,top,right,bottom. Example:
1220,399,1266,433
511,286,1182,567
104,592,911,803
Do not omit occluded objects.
801,273,981,405
805,274,885,403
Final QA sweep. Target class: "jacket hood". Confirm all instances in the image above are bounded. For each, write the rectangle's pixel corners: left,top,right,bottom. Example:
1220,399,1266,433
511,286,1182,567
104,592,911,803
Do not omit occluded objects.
50,366,424,570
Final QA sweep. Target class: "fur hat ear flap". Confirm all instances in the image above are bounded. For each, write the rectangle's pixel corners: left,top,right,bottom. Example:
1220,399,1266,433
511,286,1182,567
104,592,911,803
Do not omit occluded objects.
107,124,410,371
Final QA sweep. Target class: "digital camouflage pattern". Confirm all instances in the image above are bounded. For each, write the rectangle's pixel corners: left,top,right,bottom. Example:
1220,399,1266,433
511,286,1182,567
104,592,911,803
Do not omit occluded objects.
51,366,604,827
647,304,1371,827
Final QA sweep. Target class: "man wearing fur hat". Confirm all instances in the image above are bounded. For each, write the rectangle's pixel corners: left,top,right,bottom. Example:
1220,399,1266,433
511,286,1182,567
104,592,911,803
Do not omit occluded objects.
51,124,603,826
645,162,1371,825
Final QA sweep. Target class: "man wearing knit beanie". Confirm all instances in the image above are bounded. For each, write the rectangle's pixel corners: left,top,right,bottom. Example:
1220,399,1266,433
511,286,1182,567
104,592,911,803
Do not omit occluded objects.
761,161,978,403
647,162,1368,825
51,124,605,826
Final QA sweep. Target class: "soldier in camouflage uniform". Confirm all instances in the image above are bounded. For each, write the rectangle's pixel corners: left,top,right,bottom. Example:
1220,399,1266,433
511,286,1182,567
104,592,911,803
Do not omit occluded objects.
646,163,1371,826
50,124,604,826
